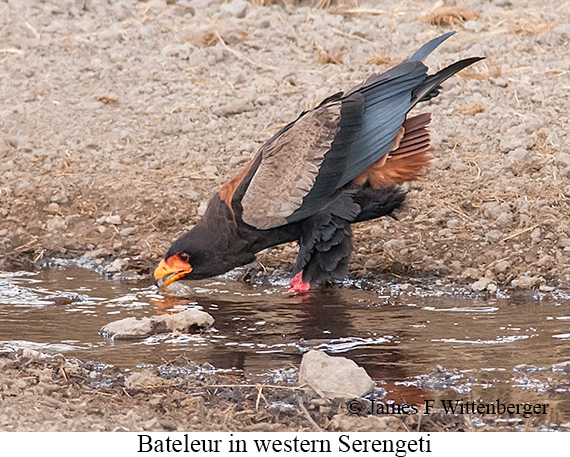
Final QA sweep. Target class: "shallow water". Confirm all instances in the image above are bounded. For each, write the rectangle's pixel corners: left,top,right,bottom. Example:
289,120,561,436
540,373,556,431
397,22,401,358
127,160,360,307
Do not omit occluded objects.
1,266,569,426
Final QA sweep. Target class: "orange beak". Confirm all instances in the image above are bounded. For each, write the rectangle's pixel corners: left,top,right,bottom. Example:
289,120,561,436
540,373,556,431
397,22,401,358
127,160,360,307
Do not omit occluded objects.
153,258,193,288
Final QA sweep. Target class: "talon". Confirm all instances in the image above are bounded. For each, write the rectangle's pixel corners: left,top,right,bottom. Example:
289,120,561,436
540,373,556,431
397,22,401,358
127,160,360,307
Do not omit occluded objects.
286,272,311,294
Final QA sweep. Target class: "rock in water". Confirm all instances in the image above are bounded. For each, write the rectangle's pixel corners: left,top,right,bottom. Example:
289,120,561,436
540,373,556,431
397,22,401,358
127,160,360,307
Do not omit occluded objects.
298,350,375,398
151,308,215,333
100,309,214,339
100,316,154,339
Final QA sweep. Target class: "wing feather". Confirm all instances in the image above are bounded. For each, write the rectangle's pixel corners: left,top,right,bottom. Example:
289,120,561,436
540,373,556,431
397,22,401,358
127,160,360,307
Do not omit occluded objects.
240,100,343,229
234,33,481,230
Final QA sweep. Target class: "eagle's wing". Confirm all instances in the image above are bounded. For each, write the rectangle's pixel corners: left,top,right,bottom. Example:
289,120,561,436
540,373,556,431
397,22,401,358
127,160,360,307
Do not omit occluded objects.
236,33,482,230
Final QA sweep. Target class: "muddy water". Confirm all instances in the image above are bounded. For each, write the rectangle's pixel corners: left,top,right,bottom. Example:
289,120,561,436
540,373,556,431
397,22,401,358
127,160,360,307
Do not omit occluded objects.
1,266,570,424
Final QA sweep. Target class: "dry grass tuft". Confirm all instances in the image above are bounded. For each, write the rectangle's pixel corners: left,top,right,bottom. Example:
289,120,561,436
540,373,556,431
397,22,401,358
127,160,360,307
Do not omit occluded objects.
458,101,485,116
420,6,479,27
313,41,344,65
459,63,501,81
365,54,397,67
95,94,119,104
508,18,552,36
185,30,219,48
534,129,561,154
244,0,353,7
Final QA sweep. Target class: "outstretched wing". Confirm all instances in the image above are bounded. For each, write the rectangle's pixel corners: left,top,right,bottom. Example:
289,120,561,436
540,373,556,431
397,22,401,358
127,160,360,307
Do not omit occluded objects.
235,33,481,230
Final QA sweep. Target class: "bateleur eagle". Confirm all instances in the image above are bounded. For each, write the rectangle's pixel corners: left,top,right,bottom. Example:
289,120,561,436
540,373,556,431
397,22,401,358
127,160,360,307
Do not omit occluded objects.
154,31,483,293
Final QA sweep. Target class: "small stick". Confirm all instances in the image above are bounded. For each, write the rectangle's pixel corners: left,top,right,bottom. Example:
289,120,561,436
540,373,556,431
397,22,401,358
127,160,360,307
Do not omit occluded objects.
214,31,278,71
255,386,262,410
298,398,322,431
0,48,24,55
500,224,540,243
342,8,388,16
332,28,372,43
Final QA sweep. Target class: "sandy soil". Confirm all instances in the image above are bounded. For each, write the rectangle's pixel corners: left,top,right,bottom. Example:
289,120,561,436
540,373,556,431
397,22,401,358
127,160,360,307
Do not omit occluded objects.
1,0,570,432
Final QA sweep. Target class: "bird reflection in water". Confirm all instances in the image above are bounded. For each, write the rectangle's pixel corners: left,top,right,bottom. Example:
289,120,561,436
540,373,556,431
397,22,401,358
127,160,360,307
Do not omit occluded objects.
149,284,432,406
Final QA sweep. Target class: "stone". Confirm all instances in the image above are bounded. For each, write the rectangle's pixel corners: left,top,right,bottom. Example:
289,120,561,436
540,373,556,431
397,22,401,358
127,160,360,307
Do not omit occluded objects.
471,278,491,292
493,260,511,274
197,201,208,216
220,0,249,18
120,227,135,237
46,202,60,214
383,239,406,251
462,268,481,279
151,308,215,333
495,212,513,228
124,370,172,389
511,275,545,290
508,147,531,163
213,99,254,117
100,317,153,339
106,214,122,225
555,152,570,169
46,216,67,232
100,309,214,339
104,258,129,274
298,350,375,398
550,361,570,373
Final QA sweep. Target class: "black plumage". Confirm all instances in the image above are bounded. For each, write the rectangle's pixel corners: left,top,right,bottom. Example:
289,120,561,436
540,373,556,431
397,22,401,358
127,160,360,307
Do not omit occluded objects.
153,32,483,292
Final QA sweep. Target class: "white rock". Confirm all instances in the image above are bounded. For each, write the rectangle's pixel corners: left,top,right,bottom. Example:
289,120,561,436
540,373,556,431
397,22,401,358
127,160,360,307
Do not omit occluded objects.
100,309,214,339
197,201,208,216
151,308,215,333
120,227,135,237
100,317,153,339
298,350,375,398
46,215,67,232
125,370,172,389
106,214,122,225
220,0,249,18
105,258,129,273
511,275,545,289
471,278,491,292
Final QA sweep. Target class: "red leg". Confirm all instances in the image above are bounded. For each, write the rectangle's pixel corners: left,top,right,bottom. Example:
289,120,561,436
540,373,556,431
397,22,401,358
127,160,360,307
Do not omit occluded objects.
286,271,311,294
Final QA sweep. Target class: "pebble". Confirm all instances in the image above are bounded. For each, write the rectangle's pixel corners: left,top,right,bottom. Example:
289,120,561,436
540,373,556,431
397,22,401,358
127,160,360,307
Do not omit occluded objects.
197,201,209,216
382,239,406,251
511,275,545,290
104,258,129,273
220,0,249,18
124,370,172,390
105,215,121,225
554,152,570,169
46,216,67,232
493,260,511,274
471,278,491,292
120,227,135,237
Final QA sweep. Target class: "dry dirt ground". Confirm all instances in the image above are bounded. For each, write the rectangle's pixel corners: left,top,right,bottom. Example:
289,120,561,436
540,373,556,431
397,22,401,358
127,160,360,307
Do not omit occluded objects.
0,350,514,432
1,0,570,431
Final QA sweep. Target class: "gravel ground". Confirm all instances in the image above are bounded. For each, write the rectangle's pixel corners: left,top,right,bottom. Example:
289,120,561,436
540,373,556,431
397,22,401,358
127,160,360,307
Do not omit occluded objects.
2,0,570,432
1,0,570,288
0,351,499,432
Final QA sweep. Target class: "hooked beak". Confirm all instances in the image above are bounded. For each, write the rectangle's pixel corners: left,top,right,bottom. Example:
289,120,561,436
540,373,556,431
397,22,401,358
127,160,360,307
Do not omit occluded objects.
153,258,193,288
